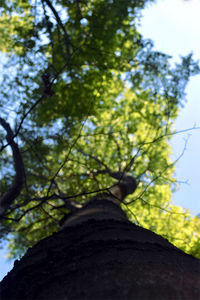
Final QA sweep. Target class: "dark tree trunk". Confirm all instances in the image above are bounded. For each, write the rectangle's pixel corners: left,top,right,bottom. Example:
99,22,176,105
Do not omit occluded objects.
1,195,200,300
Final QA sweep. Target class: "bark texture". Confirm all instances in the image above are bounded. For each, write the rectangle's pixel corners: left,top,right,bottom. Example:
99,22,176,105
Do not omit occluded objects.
1,197,200,300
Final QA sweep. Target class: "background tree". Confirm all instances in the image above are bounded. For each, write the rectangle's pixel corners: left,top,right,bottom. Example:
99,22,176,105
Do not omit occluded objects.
0,0,200,262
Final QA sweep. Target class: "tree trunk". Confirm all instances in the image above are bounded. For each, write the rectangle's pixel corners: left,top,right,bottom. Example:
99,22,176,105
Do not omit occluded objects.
1,196,200,300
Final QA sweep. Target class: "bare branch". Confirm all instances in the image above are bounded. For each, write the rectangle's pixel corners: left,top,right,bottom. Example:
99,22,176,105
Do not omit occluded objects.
42,0,73,62
0,118,25,217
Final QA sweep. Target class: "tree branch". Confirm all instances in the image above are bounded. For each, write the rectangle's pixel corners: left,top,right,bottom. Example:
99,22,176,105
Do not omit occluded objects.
0,118,25,217
42,0,72,62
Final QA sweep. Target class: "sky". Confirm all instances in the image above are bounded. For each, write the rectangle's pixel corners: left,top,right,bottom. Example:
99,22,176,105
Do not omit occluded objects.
1,0,200,281
139,0,200,215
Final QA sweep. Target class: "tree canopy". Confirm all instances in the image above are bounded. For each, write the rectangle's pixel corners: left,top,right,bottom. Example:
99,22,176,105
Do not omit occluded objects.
0,0,200,260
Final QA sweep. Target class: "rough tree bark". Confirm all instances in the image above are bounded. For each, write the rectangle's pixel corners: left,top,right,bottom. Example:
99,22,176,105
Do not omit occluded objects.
1,176,200,300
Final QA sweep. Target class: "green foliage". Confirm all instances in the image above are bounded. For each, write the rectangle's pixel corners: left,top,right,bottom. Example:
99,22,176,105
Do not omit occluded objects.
0,0,200,260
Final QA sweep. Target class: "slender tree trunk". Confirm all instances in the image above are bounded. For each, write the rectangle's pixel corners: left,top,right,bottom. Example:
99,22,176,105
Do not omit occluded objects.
1,195,200,299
